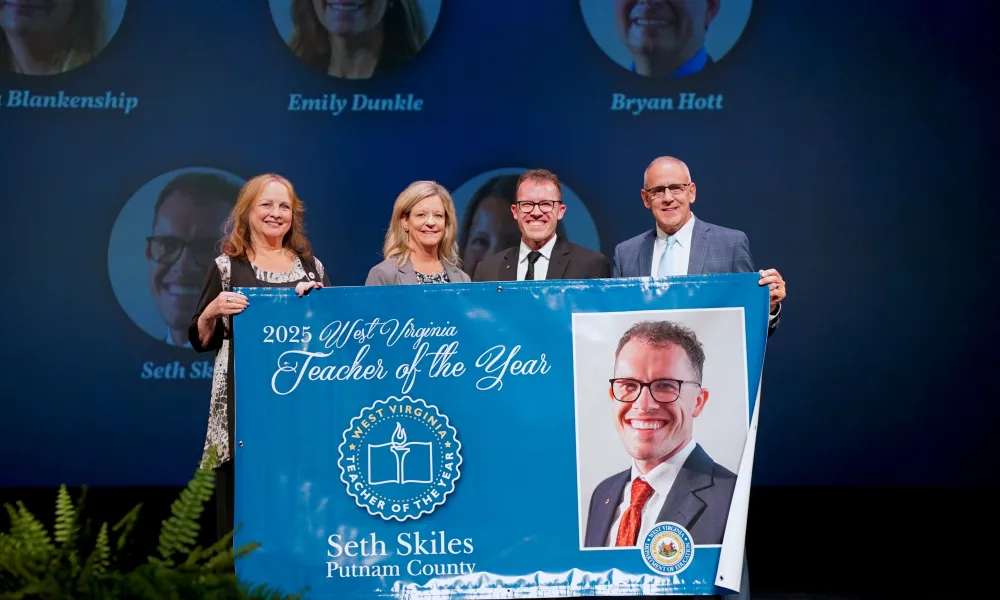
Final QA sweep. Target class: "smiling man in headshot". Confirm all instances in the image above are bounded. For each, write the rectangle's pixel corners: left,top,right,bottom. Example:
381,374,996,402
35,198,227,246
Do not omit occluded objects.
584,319,736,550
614,0,721,78
145,173,240,347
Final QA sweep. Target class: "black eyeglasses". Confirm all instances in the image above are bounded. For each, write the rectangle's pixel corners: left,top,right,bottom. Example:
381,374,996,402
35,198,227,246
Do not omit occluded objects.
608,377,701,403
146,236,218,267
516,200,560,213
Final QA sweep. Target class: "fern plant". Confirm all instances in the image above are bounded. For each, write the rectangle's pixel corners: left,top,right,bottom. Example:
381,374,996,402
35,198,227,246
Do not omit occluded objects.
0,467,307,599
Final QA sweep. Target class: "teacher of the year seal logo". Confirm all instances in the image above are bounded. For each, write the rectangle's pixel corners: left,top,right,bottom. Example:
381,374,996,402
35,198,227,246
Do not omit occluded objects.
337,396,462,522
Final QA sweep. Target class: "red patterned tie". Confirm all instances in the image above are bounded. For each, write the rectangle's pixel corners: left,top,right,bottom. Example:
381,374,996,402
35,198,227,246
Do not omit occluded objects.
615,478,654,547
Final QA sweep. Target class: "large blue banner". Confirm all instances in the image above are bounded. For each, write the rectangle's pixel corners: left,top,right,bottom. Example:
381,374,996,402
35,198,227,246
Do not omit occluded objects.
233,274,769,597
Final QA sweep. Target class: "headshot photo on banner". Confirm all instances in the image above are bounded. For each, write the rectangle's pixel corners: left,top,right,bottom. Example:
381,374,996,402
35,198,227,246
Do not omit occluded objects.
0,0,128,76
451,167,602,279
579,0,752,79
107,167,245,349
267,0,443,79
573,309,750,550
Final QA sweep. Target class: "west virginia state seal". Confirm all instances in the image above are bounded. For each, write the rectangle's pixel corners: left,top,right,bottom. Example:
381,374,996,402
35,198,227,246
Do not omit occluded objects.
642,522,695,576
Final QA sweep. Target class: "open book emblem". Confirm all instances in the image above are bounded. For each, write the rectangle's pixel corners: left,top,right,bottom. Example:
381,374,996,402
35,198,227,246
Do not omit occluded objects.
368,422,433,485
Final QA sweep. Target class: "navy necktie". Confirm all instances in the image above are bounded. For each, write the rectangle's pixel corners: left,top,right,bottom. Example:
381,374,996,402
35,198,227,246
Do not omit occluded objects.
525,251,542,280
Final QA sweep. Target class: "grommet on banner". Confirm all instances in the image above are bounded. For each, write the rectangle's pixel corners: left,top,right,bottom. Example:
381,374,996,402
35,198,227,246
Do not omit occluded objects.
496,286,503,292
238,441,243,447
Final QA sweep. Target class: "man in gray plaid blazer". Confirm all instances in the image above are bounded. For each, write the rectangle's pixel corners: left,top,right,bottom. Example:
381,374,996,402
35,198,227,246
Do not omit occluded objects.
611,156,786,337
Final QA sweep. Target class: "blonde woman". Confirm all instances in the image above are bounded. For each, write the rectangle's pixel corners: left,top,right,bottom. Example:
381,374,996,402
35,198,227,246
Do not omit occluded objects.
188,173,329,543
366,180,470,285
1,0,110,75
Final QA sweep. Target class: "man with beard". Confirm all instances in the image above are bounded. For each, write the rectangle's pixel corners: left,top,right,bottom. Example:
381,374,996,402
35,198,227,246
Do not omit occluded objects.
614,0,721,78
145,172,240,347
472,169,609,282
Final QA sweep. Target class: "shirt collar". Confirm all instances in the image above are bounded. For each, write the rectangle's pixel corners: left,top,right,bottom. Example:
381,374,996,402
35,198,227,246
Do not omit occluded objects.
630,46,708,78
656,214,696,248
629,439,696,497
672,47,708,78
519,234,558,262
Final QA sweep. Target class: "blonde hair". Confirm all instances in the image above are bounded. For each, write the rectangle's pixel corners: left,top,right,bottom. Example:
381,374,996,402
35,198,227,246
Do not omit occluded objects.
222,174,313,260
1,0,110,73
383,181,460,267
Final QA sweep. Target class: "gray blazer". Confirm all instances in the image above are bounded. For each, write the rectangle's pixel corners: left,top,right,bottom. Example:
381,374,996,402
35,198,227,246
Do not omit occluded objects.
365,256,471,286
583,443,737,548
611,218,753,278
611,218,780,335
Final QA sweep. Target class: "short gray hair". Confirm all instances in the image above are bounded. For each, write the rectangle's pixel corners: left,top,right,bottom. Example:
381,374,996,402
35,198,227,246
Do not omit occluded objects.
644,156,692,185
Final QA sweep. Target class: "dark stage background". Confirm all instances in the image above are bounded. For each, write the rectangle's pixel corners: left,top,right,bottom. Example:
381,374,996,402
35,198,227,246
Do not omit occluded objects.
1,0,997,594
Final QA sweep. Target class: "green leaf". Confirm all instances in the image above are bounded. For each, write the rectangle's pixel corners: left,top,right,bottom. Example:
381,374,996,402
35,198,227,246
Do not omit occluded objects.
5,501,55,565
0,466,306,599
111,503,143,554
87,522,111,577
52,484,87,553
157,468,215,564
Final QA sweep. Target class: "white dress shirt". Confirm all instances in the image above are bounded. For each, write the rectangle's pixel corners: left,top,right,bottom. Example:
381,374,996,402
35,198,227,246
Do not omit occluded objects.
605,439,697,547
650,216,696,276
516,234,558,281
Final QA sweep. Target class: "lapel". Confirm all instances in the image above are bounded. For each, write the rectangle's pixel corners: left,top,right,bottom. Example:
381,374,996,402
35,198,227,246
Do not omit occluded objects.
395,258,418,284
498,247,518,281
655,444,713,530
443,263,466,283
547,236,571,280
588,469,630,546
638,230,657,277
687,218,711,275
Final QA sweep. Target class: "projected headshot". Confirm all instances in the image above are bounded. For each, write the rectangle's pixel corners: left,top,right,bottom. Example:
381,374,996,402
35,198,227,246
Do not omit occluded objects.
452,168,601,279
268,0,442,80
572,309,749,549
0,0,127,76
108,168,244,348
579,0,751,79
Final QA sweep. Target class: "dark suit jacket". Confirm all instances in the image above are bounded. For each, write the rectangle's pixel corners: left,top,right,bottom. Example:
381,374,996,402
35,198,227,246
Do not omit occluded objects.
584,443,737,547
472,236,610,282
610,218,780,336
